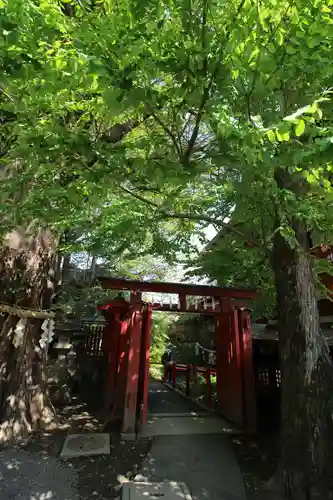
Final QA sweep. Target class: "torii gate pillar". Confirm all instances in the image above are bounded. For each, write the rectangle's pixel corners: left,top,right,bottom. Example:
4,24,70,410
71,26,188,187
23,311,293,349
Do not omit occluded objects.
238,308,257,431
215,300,256,430
98,277,257,434
100,297,152,440
101,299,132,417
122,297,152,439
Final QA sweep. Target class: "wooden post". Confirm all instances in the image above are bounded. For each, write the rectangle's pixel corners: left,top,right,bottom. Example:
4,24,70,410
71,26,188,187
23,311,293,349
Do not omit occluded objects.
215,299,244,427
163,362,167,382
186,364,191,396
192,364,198,384
172,362,176,388
102,312,120,411
179,294,187,311
130,290,142,304
140,304,152,428
238,308,257,432
101,300,132,417
121,306,143,440
115,316,131,417
205,368,212,408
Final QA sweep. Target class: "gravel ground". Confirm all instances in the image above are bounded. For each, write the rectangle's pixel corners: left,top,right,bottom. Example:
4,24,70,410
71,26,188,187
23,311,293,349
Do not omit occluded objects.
0,401,151,500
0,449,79,500
232,434,279,500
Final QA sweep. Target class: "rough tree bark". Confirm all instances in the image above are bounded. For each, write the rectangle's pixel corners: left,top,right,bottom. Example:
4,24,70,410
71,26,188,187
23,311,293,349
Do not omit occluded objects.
0,227,57,443
270,171,333,500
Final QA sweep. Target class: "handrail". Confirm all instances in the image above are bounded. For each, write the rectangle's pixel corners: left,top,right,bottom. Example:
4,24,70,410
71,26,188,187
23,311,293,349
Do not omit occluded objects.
162,362,216,408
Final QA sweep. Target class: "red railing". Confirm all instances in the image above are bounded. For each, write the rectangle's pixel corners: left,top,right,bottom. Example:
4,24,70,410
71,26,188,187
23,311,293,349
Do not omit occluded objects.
162,362,216,409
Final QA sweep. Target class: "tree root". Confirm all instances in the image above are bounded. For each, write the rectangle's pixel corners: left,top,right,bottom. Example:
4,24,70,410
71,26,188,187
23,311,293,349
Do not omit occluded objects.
0,388,58,444
263,471,286,500
264,469,326,500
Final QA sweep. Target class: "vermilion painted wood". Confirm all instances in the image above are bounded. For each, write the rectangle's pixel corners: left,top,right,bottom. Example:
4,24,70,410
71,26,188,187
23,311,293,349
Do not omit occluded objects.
98,276,257,300
215,299,229,421
122,307,143,437
238,309,257,432
174,365,216,375
179,294,187,310
99,283,258,434
105,301,134,421
101,311,120,411
205,368,212,408
117,317,132,417
163,362,168,382
185,364,191,396
101,302,132,415
171,364,217,409
215,299,245,427
195,366,216,376
172,362,177,388
140,305,152,428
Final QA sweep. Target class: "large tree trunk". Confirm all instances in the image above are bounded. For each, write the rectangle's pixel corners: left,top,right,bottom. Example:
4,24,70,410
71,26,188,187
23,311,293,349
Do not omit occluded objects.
0,227,57,443
61,253,71,283
271,211,333,498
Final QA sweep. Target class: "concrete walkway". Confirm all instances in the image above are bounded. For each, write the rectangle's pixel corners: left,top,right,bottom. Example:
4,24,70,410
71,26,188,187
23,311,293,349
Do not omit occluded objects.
148,380,200,414
136,380,246,500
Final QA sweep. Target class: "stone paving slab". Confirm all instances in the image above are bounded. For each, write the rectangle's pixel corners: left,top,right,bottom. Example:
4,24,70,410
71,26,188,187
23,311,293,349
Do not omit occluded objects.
122,481,192,500
141,414,236,437
141,380,246,500
148,380,200,414
139,435,246,500
60,433,110,458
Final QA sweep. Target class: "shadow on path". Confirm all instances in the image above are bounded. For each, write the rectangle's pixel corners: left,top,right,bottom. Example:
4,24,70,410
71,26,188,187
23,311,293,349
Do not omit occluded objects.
148,379,200,414
137,379,246,500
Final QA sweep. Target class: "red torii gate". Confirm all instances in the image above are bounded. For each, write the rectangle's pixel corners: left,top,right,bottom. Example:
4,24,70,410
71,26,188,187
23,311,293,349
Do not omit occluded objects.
97,277,257,439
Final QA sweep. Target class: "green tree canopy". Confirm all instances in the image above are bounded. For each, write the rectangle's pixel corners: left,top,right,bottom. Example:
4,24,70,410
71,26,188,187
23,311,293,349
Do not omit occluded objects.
3,1,333,496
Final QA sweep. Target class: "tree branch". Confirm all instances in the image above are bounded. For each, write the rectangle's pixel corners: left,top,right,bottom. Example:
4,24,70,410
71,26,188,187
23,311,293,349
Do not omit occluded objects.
0,87,14,103
182,0,247,164
101,113,150,143
118,185,262,248
182,89,210,165
149,110,182,157
201,0,208,77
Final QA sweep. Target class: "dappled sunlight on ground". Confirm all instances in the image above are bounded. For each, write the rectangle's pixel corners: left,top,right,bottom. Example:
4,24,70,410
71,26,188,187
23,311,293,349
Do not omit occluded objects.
141,380,246,500
143,413,237,437
0,398,151,499
138,434,246,500
0,449,79,500
145,380,237,438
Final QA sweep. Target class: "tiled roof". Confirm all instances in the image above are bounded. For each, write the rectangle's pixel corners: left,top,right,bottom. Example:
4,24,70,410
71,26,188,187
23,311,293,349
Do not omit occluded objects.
251,322,333,345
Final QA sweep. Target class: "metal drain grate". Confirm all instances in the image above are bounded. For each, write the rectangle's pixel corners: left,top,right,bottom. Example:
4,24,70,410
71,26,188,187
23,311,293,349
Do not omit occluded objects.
60,433,110,458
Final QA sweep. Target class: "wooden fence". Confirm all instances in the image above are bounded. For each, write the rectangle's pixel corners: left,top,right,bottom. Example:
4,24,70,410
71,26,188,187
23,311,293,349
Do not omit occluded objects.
82,323,105,357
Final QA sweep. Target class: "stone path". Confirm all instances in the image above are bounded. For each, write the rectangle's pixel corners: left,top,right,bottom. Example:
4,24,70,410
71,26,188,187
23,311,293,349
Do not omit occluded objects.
148,380,200,414
136,379,246,500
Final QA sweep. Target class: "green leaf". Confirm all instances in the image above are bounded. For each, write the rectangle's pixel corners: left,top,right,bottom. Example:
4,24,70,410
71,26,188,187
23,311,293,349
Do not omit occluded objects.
232,68,239,79
295,119,305,137
267,129,276,142
276,130,284,142
276,29,284,46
